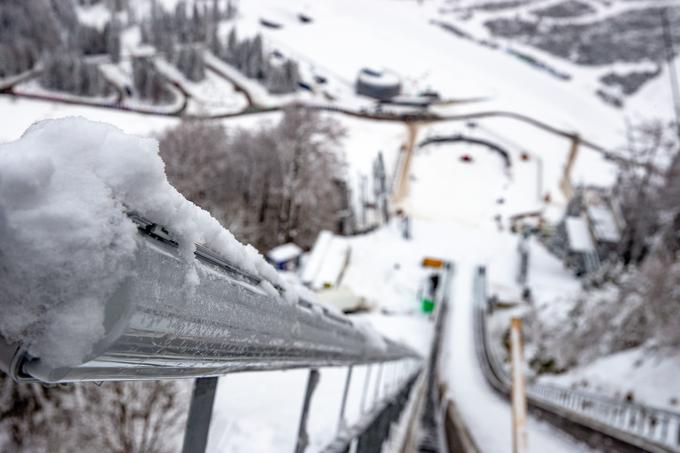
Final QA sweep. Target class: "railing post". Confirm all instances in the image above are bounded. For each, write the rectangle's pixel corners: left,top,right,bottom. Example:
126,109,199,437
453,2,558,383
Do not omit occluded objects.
295,369,321,453
360,365,373,414
660,416,669,443
182,376,219,453
510,317,528,453
373,364,384,404
337,366,354,433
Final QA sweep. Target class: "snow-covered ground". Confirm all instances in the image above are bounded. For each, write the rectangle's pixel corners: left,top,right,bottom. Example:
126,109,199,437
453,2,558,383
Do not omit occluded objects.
154,57,249,115
0,97,179,143
306,135,597,451
391,138,595,452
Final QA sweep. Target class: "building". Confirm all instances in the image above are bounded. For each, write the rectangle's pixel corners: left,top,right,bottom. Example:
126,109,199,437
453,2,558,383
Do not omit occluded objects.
267,243,303,271
562,215,600,275
355,68,401,100
552,186,623,275
301,231,351,290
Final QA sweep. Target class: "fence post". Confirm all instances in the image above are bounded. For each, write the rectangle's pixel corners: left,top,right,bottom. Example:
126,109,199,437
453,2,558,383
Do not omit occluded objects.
337,366,354,433
182,376,219,453
510,317,528,453
295,369,321,453
374,364,384,404
360,365,373,414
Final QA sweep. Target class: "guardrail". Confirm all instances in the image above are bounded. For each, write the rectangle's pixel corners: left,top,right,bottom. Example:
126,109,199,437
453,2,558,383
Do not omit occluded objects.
324,261,455,453
416,262,455,453
320,368,420,453
473,266,680,453
0,213,425,453
0,213,421,384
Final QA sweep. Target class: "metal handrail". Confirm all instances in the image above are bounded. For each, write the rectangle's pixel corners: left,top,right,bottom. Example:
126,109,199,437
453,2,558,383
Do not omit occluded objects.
417,261,455,453
1,214,421,384
321,261,455,453
474,266,680,452
320,368,421,453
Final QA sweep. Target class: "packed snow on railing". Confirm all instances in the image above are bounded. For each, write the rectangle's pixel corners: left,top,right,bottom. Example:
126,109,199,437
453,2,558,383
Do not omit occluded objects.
0,117,298,369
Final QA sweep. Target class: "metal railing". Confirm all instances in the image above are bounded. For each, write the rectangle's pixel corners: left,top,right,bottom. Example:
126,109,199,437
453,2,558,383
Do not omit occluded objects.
473,266,680,453
0,213,426,453
322,261,455,453
416,262,455,453
1,213,421,384
319,365,421,453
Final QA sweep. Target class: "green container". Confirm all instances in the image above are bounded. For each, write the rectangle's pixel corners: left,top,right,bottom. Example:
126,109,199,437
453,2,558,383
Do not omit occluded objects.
421,298,434,314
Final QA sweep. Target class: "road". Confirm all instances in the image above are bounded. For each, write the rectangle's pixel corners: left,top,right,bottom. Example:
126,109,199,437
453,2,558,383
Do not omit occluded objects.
0,65,620,164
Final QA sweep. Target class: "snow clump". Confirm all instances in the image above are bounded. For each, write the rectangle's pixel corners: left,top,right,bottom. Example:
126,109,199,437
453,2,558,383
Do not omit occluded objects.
0,117,294,368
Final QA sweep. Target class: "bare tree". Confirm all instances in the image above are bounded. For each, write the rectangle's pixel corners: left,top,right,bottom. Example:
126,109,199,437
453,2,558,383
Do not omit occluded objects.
528,120,680,373
158,108,347,251
0,374,190,453
616,120,677,264
272,106,346,244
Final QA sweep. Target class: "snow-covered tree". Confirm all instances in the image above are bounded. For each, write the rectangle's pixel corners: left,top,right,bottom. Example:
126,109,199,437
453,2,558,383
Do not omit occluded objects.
215,30,299,94
208,23,222,57
225,27,238,60
190,2,206,43
106,18,122,62
132,56,173,103
107,0,127,13
272,106,346,243
158,108,346,250
225,0,237,20
530,120,680,372
0,0,69,77
246,34,264,79
175,44,205,82
615,121,677,265
40,54,111,98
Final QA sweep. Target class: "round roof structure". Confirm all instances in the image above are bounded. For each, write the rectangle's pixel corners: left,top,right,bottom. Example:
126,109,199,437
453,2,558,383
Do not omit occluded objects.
356,68,401,100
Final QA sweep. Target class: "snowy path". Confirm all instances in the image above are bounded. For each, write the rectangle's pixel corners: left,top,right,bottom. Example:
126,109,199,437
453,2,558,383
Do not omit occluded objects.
442,263,591,453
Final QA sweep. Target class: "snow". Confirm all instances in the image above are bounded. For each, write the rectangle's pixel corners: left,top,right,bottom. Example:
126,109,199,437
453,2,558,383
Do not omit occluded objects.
372,129,595,451
1,0,673,448
152,58,248,115
565,216,595,253
315,286,365,312
0,117,293,368
207,369,307,453
204,52,309,108
539,346,680,412
267,242,303,263
587,205,620,243
445,265,591,453
0,97,179,144
76,3,111,29
301,231,351,290
236,0,630,145
403,143,507,224
207,359,421,453
13,79,119,105
301,230,333,285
